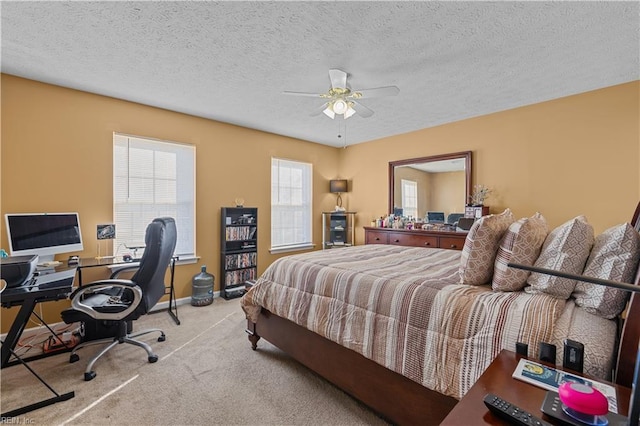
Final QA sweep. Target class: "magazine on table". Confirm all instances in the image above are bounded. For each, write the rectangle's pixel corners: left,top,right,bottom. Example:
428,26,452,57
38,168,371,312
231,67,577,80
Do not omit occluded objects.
512,358,618,413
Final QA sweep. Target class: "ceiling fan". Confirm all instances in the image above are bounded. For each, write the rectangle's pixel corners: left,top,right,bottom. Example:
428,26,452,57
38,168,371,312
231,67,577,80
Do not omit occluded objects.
283,69,400,119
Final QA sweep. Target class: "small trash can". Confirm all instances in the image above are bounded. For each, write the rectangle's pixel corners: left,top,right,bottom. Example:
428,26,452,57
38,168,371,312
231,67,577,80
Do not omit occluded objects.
191,265,214,306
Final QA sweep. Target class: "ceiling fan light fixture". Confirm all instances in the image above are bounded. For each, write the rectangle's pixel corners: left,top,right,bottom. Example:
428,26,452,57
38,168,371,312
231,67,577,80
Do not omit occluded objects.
323,106,335,119
344,104,356,119
332,99,348,115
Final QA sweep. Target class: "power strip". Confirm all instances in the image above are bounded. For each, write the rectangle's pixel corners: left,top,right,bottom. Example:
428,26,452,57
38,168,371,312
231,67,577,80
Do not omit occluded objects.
43,333,80,353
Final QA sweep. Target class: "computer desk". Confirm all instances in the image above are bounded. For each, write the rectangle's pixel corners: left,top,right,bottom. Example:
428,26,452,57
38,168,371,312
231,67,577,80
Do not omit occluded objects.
1,275,76,368
1,275,76,418
75,256,180,325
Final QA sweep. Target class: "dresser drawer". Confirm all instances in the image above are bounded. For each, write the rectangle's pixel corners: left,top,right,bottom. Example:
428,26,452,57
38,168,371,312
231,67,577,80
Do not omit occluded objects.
439,236,466,250
388,233,438,248
365,230,388,244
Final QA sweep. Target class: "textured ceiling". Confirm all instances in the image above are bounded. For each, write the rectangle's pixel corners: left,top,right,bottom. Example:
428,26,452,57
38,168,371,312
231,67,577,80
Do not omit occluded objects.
1,1,638,147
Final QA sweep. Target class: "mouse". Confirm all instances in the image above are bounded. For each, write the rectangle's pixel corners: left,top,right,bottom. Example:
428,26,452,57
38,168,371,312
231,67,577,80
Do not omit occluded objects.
123,254,132,262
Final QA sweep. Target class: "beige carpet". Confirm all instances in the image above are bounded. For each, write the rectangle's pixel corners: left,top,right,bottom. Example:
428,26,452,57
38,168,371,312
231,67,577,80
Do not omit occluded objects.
1,298,388,425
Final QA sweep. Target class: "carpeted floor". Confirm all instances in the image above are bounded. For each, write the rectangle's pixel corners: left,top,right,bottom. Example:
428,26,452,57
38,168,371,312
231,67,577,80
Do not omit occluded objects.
1,298,388,425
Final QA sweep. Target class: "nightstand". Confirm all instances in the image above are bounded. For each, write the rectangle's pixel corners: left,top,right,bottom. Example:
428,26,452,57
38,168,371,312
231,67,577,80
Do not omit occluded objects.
440,350,631,425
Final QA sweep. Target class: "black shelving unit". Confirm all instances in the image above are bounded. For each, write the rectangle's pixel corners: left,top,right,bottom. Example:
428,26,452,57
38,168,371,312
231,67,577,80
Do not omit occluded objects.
220,207,258,299
322,211,356,249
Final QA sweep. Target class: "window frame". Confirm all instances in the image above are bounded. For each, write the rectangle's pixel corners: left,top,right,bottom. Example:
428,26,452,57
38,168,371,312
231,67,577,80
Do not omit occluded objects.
270,157,314,253
401,178,418,219
113,133,196,261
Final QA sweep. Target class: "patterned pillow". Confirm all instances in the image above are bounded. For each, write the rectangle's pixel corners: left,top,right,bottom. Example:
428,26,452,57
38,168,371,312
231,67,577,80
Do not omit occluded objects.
492,213,548,291
459,208,514,285
572,223,640,318
525,216,594,299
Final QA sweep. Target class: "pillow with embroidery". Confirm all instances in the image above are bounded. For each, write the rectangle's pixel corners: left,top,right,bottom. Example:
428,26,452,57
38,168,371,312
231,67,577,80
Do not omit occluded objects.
572,223,640,318
459,208,515,285
525,216,593,299
492,213,548,291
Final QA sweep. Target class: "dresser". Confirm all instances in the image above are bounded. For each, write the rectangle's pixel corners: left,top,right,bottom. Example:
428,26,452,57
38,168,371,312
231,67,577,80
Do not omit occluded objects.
363,227,467,250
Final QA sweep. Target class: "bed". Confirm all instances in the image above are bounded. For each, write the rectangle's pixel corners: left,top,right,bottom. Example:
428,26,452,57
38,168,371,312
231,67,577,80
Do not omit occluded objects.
241,202,640,425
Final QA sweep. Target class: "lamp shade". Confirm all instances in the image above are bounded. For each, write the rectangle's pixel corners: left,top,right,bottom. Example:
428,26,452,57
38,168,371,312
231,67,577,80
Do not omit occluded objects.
330,179,348,193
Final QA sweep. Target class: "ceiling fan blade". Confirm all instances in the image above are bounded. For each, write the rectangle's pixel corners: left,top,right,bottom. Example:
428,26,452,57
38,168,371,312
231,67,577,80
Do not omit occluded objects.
283,91,323,97
351,101,374,118
354,86,400,98
310,103,329,116
329,69,348,90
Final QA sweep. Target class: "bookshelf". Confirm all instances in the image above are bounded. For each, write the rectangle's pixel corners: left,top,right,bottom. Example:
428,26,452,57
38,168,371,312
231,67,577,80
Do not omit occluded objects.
220,207,257,299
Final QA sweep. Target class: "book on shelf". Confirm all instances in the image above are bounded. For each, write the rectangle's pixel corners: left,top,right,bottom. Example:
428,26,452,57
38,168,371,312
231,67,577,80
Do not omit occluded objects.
512,358,617,413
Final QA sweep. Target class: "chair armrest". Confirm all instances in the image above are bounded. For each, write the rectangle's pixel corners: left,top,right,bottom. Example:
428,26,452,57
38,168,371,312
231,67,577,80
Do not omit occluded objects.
69,279,142,321
110,266,140,279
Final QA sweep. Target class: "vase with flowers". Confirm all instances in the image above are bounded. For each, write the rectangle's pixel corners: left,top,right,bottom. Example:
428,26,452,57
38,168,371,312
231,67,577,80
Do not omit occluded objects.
469,184,491,206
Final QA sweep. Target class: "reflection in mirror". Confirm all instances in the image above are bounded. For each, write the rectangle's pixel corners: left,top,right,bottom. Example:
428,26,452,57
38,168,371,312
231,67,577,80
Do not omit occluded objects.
389,151,471,222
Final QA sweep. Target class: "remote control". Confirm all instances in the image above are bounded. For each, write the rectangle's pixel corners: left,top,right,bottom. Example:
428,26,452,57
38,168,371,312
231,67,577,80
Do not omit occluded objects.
483,393,553,426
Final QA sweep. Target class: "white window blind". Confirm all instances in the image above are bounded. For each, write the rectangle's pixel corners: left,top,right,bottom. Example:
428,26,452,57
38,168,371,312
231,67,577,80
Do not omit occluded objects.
271,158,313,251
113,134,195,258
401,179,418,218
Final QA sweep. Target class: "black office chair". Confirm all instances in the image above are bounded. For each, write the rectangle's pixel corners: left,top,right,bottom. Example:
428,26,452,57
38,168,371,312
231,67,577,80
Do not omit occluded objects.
447,213,465,226
426,211,445,223
61,217,177,381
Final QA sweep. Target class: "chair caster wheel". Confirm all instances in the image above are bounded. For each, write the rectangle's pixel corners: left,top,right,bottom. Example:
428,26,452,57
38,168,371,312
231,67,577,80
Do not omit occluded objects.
84,371,96,381
149,355,158,363
158,334,166,342
70,354,80,363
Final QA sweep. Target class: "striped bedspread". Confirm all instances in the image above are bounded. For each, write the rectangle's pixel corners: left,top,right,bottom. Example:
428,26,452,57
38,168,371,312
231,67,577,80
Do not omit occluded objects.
241,244,615,399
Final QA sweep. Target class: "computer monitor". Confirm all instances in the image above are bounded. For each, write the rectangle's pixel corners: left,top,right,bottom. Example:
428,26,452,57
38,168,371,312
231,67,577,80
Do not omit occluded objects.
5,212,84,264
427,211,445,223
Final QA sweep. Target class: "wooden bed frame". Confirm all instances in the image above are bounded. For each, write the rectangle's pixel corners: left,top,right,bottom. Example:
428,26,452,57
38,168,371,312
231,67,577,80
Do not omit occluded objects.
246,202,640,424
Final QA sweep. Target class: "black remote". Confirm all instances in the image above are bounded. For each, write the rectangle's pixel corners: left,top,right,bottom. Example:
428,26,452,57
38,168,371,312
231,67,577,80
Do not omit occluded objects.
483,393,553,426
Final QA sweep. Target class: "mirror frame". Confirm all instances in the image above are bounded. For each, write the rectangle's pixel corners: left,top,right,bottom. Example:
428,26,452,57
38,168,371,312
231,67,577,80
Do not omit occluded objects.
388,151,472,215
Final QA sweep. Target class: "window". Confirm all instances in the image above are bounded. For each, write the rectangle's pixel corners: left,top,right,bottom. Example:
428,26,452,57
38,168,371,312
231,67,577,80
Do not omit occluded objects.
271,158,313,252
401,179,418,218
113,133,195,259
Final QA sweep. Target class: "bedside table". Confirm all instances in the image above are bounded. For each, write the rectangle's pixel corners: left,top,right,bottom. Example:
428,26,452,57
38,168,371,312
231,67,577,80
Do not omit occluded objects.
440,349,631,425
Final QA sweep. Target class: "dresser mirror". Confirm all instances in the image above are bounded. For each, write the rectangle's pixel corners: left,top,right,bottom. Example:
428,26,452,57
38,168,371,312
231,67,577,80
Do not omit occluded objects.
388,151,472,222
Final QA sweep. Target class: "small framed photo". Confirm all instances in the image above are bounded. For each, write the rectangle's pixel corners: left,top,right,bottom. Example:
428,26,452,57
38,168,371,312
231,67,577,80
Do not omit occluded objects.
97,224,116,240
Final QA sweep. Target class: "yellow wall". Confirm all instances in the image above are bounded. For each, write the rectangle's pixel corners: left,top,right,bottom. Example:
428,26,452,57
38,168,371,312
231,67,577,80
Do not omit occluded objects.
2,75,639,333
343,81,640,242
0,74,340,332
430,171,466,217
392,168,465,219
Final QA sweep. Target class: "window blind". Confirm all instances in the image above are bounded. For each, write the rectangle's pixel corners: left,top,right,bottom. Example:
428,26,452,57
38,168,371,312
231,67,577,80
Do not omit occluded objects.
401,179,418,218
113,133,195,258
271,158,313,250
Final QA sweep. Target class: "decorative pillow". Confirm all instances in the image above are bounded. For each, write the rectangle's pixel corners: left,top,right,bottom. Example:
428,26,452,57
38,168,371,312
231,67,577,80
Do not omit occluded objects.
572,223,640,318
492,213,548,291
525,216,594,299
459,208,514,285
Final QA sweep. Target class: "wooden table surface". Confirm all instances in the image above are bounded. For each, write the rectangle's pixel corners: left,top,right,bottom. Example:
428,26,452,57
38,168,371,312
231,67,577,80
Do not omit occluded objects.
440,349,631,425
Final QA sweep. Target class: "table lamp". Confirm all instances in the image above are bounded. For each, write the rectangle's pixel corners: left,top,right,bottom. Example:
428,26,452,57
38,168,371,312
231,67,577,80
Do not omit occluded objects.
508,262,640,426
330,179,348,211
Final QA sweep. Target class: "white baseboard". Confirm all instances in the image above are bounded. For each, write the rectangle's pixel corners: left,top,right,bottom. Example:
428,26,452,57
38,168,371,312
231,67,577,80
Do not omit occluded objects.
149,291,221,312
1,292,221,345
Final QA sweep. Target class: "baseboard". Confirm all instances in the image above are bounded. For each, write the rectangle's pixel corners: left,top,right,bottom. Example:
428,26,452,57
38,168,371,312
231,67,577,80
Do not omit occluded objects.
2,292,222,358
150,295,192,312
149,291,221,312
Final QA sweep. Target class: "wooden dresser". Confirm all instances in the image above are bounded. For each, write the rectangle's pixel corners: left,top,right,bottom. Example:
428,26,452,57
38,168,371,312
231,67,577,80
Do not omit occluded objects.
363,226,467,250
